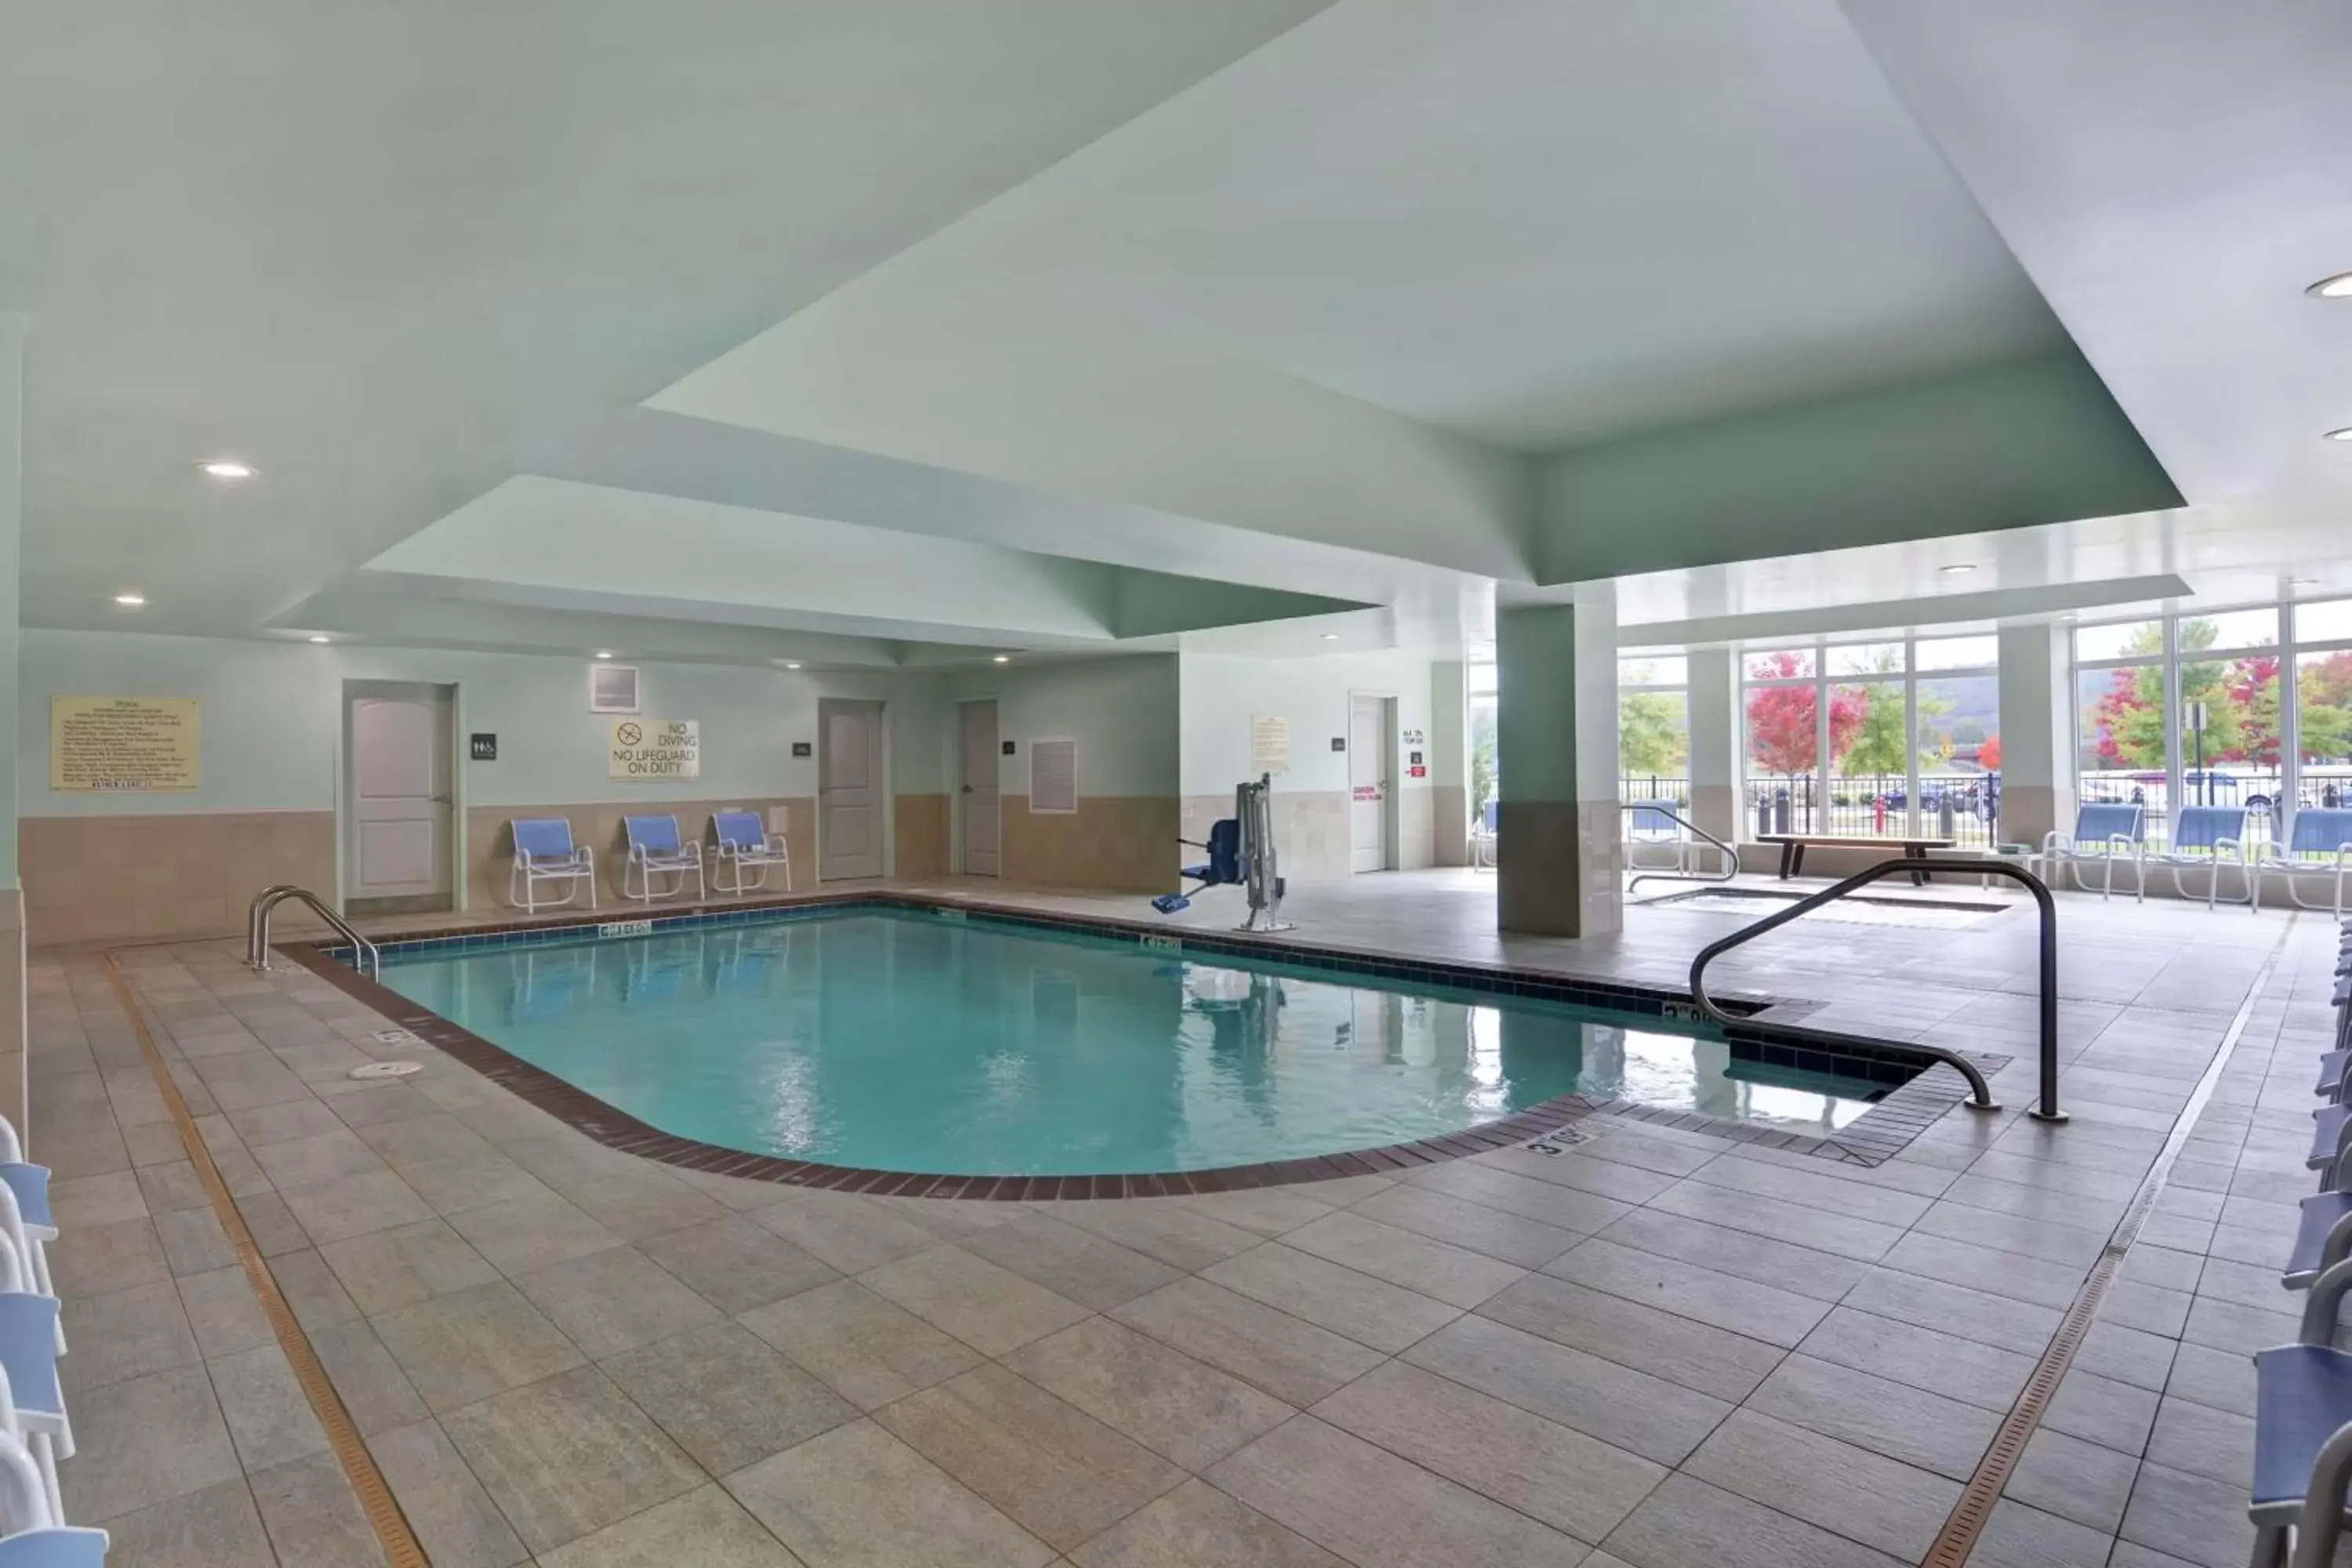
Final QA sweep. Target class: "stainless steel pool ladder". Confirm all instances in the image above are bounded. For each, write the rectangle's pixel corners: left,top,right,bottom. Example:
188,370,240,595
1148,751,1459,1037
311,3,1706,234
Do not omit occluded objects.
246,885,381,978
1622,803,1740,896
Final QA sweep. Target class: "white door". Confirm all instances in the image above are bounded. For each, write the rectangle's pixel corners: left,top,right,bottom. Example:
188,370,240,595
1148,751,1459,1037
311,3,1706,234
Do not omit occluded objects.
818,699,887,880
1348,694,1392,873
347,684,453,905
960,700,1000,877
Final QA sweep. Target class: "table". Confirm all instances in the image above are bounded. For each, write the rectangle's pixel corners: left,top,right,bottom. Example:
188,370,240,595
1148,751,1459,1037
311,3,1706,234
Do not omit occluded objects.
1756,833,1957,884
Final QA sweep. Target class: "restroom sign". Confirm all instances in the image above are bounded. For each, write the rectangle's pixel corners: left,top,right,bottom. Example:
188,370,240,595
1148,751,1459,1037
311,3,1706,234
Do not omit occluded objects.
609,719,699,780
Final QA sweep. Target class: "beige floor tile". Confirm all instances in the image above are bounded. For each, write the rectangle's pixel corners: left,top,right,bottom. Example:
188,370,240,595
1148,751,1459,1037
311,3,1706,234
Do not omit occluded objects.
1643,1178,1907,1263
541,1162,730,1243
1683,1408,1960,1562
1401,1314,1732,1466
372,1277,588,1413
750,1189,943,1275
176,1264,275,1356
725,1419,1054,1568
1110,1278,1384,1408
60,1362,242,1524
2118,1459,2255,1568
1004,1316,1293,1471
1207,1415,1589,1567
1199,1243,1458,1353
355,1110,503,1167
310,1317,431,1436
1680,1152,1932,1227
1795,1305,2038,1413
60,1276,203,1392
1841,1266,2064,1359
96,1475,276,1567
155,1204,240,1277
448,1189,625,1276
878,1363,1185,1551
399,1155,557,1218
210,1343,330,1471
859,1244,1091,1356
443,1364,704,1555
1476,1272,1785,1403
1045,1198,1261,1272
1277,1210,1527,1308
637,1214,840,1316
2044,1367,2161,1454
1312,1360,1664,1545
250,1126,390,1188
1591,1205,1870,1302
48,1214,171,1298
1069,1476,1344,1567
1969,1497,2122,1568
958,1211,1184,1311
260,1246,364,1331
1168,1188,1337,1239
321,1216,502,1314
1471,1145,1678,1204
281,1167,435,1244
368,1417,532,1568
1402,1159,1635,1233
511,1243,724,1358
1747,1355,2003,1481
739,1278,985,1410
1543,1236,1828,1348
539,1483,804,1567
601,1319,858,1475
2002,1426,2140,1534
1600,1472,1907,1568
1345,1181,1587,1266
252,1449,391,1567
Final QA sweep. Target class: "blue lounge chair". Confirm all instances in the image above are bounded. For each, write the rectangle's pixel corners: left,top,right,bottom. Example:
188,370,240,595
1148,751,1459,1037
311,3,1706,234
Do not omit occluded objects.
509,818,597,913
1152,819,1243,915
2151,804,2252,908
712,810,792,896
2260,808,2352,916
0,1429,104,1561
1624,800,1689,874
2040,802,2147,900
623,815,705,905
2249,1249,2352,1566
0,1239,68,1526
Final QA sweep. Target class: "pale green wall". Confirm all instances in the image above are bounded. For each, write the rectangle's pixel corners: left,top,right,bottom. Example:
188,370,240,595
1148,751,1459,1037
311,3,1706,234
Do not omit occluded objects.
0,319,20,887
945,655,1178,797
17,630,945,815
1178,649,1437,795
1496,601,1618,803
1536,352,2181,583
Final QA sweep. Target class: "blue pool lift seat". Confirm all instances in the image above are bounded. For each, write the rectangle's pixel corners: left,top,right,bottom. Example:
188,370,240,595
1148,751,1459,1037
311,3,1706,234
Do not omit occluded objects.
1152,819,1243,914
711,810,792,897
2259,808,2352,916
623,815,706,905
2151,804,2252,909
2040,802,2147,901
510,818,597,914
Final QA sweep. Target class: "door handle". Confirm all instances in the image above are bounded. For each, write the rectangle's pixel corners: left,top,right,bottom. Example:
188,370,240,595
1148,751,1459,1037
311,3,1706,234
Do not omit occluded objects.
961,786,973,793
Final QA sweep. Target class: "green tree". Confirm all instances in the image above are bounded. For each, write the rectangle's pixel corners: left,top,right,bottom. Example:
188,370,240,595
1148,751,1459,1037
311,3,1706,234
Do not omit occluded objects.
2302,652,2352,764
1839,687,1906,776
1619,690,1688,776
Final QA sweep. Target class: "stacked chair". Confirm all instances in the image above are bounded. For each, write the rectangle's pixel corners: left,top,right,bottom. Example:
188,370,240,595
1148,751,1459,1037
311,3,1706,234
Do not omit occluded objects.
2253,919,2352,1565
0,1116,103,1562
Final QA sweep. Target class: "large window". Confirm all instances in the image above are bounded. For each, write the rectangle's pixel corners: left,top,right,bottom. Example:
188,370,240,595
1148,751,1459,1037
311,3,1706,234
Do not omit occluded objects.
1618,655,1688,808
1740,632,2001,845
1468,660,1498,828
2075,599,2352,849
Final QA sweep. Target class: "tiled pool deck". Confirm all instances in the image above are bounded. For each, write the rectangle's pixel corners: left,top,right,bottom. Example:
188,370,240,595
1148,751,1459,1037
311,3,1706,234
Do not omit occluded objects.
26,869,2336,1566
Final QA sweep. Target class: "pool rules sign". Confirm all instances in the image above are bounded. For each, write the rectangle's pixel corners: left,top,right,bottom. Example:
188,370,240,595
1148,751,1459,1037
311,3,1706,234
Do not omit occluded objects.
608,719,699,780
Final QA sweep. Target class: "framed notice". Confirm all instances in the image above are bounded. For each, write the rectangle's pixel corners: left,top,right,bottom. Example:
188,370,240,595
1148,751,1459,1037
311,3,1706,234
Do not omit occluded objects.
50,696,200,791
1249,714,1291,775
1029,738,1078,813
608,719,699,780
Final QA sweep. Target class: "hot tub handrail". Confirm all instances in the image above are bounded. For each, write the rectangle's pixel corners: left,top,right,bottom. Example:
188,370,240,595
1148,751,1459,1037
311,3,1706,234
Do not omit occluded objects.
1686,855,2062,1122
247,885,380,978
1621,801,1740,895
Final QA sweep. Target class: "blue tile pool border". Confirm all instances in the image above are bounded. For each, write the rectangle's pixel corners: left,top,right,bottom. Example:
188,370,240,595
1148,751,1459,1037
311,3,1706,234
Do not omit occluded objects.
285,891,1998,1185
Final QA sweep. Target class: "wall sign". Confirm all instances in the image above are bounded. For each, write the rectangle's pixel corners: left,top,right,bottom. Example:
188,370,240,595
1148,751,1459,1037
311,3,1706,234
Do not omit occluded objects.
791,741,812,758
1408,765,1428,779
1030,738,1078,813
1330,736,1347,752
470,733,499,761
50,696,200,791
1002,739,1017,757
609,718,700,780
1409,750,1424,766
1248,715,1290,774
1402,728,1427,748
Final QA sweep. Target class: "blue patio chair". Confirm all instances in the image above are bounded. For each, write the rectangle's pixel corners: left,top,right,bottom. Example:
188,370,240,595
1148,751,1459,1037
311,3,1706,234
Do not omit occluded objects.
2039,802,2147,901
2246,1247,2352,1566
0,1239,68,1526
622,815,705,905
2151,804,2252,909
1624,800,1689,875
0,1428,103,1560
711,810,792,896
2259,808,2352,916
0,1126,56,1348
509,818,597,914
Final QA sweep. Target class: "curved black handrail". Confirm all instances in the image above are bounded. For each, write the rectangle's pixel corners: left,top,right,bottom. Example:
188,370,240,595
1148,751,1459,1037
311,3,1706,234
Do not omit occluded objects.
1687,857,2063,1123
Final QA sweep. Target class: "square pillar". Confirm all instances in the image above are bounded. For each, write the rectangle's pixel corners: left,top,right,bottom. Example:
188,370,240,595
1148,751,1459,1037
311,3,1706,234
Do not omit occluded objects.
1496,599,1621,936
0,317,20,1141
1996,622,2074,849
1685,647,1741,863
1429,659,1468,866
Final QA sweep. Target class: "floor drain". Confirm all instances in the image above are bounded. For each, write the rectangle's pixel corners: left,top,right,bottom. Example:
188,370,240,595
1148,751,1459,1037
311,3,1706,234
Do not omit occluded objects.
348,1062,423,1080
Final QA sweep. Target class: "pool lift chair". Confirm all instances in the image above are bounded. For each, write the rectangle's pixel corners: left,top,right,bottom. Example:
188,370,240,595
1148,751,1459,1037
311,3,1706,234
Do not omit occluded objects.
1152,775,1292,932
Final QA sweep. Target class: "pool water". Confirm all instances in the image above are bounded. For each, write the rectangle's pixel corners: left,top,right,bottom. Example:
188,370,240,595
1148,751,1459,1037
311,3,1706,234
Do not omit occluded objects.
379,909,1887,1176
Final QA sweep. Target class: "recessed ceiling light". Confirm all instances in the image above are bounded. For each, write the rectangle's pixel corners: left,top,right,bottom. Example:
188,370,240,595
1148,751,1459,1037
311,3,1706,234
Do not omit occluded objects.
593,651,614,659
782,661,803,670
1939,563,1978,575
2328,427,2352,442
111,592,146,608
992,655,1011,665
2292,576,2322,586
198,460,255,480
2307,271,2352,299
307,634,330,644
1319,633,1341,641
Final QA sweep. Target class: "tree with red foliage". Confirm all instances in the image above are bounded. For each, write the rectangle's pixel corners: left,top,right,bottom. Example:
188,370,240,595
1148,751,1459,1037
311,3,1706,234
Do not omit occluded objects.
1744,652,1864,774
1976,734,2001,771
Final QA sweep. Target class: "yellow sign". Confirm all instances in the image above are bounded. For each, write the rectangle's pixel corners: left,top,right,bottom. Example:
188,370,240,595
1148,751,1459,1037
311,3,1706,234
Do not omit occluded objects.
50,696,201,791
1250,714,1292,775
608,718,699,780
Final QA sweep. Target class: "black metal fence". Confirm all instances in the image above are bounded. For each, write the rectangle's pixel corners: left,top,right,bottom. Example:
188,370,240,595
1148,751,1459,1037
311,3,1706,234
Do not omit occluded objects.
1742,775,1998,847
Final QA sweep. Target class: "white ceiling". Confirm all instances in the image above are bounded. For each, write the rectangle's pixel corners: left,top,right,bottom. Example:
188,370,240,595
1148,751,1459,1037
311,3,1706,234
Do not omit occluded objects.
3,0,2349,667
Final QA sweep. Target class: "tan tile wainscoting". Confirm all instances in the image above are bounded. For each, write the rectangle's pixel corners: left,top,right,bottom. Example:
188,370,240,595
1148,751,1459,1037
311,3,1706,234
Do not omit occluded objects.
1182,789,1439,882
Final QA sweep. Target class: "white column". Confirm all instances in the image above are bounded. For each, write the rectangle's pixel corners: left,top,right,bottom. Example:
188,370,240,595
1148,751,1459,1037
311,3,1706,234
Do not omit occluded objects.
1686,646,1740,863
1496,593,1622,935
0,316,21,1141
1429,658,1468,866
1996,622,2074,849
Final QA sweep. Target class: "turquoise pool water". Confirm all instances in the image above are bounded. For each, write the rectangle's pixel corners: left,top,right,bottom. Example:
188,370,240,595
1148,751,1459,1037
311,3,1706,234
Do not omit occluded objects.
379,909,1885,1176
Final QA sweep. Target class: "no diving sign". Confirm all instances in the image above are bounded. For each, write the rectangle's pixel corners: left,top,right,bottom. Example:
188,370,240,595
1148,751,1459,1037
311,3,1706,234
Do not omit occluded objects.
609,719,699,780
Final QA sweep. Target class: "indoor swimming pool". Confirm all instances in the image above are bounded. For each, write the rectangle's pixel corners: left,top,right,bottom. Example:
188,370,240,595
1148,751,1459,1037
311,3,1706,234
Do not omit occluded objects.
376,907,1892,1176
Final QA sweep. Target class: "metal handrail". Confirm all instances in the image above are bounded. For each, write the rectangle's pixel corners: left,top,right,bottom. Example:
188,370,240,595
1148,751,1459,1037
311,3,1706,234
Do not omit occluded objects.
1687,856,2063,1123
247,885,381,978
1622,803,1740,895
